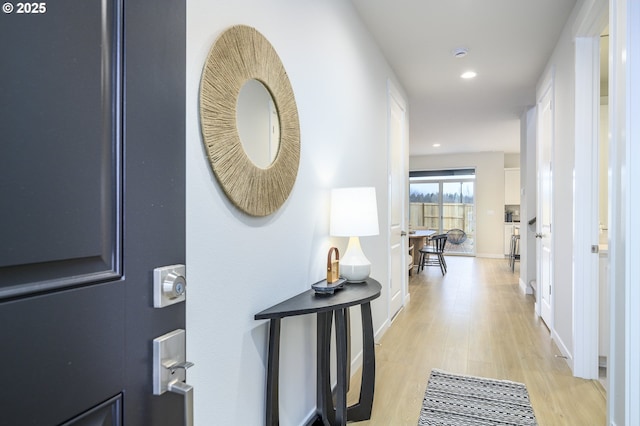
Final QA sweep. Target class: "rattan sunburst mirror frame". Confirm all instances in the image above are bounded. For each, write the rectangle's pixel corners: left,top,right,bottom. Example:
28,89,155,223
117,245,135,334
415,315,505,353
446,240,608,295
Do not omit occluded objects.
199,25,300,217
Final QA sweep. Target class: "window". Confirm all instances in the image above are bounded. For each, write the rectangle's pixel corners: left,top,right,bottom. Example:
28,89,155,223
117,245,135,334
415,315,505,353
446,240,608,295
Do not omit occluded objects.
409,169,475,255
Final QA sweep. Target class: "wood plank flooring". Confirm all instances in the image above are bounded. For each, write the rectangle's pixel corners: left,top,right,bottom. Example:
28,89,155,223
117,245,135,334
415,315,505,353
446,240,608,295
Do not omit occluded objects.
347,256,606,425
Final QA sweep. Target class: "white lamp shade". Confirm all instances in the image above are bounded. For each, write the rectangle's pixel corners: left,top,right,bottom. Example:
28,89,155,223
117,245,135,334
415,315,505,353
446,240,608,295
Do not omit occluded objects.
329,187,379,282
329,187,379,237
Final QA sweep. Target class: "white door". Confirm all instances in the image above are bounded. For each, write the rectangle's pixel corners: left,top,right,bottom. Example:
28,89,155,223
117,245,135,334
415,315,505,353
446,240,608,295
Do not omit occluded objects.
388,81,408,321
537,81,554,329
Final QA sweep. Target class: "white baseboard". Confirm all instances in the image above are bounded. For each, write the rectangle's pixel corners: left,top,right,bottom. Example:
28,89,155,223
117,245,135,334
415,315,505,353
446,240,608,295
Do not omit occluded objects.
303,408,318,426
552,329,574,371
519,277,533,294
352,305,397,373
351,346,363,374
376,318,389,343
476,253,505,259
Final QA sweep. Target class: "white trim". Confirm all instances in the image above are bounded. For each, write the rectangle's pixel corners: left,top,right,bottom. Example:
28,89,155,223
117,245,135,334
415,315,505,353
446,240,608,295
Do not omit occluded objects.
375,318,390,344
608,3,624,423
552,328,574,371
572,35,601,380
475,253,504,259
350,346,364,377
519,277,532,295
609,1,640,423
624,2,640,424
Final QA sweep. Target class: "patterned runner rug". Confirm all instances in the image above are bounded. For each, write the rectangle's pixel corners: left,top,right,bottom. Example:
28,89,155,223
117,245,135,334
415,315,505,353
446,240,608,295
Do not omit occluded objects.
418,369,538,425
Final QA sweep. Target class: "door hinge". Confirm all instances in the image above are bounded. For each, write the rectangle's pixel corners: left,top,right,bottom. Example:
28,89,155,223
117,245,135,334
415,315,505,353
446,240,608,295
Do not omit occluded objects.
591,245,599,254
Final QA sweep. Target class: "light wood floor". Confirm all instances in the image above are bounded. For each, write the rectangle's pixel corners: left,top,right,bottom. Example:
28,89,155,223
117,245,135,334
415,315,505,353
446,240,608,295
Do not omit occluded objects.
348,256,606,425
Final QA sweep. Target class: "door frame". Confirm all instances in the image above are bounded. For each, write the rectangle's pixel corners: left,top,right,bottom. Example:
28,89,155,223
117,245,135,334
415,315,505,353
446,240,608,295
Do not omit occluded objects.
572,0,608,381
387,79,408,318
609,0,640,424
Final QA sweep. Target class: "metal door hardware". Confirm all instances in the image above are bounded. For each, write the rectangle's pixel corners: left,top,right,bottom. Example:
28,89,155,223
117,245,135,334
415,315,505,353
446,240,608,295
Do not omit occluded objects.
154,264,186,308
153,329,194,426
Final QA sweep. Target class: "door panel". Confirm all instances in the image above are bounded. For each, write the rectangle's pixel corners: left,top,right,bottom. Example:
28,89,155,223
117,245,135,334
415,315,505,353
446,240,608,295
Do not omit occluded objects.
0,0,186,424
1,284,125,425
388,84,407,320
0,0,120,298
62,395,122,426
538,83,553,328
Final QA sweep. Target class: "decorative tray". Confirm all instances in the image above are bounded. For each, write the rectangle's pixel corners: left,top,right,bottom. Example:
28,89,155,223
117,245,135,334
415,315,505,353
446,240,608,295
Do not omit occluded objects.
311,278,346,295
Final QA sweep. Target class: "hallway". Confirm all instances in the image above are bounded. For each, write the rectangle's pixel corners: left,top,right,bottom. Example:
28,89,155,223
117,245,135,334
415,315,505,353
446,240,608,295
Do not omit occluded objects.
348,256,606,425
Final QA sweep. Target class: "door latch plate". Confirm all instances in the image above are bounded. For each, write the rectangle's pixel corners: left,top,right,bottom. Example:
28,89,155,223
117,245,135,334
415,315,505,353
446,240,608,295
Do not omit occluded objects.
153,329,187,395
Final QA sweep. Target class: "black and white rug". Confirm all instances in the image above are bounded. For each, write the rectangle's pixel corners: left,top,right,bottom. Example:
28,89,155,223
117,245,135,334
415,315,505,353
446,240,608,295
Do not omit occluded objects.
418,369,538,425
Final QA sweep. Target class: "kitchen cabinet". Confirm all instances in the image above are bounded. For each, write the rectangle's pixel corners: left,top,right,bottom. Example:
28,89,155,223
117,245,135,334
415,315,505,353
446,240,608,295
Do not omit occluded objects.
505,168,521,205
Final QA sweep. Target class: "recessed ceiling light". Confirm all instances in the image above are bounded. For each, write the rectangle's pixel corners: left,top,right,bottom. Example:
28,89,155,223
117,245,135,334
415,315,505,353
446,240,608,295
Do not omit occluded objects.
433,143,441,148
452,48,468,58
461,71,477,79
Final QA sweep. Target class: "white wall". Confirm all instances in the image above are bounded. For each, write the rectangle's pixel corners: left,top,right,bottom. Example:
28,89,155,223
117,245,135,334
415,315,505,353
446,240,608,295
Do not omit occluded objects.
410,152,505,258
504,153,520,168
186,1,406,424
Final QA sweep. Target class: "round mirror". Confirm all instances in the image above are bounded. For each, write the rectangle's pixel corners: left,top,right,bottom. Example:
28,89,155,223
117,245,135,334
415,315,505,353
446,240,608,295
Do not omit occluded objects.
199,25,300,217
236,79,280,169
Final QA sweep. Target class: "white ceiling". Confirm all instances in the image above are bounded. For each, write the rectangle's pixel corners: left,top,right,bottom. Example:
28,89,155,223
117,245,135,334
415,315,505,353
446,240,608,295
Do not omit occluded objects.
350,0,577,156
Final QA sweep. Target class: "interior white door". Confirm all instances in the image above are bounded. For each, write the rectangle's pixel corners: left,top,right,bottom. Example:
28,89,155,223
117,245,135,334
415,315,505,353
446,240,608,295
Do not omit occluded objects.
388,82,407,321
537,82,554,329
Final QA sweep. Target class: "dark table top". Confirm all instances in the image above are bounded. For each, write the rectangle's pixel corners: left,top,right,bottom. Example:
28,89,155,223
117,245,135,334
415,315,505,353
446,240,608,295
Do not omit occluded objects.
255,278,382,320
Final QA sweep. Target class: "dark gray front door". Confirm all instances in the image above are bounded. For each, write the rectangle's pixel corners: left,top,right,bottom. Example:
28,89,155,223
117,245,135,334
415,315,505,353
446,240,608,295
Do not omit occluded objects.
0,1,186,424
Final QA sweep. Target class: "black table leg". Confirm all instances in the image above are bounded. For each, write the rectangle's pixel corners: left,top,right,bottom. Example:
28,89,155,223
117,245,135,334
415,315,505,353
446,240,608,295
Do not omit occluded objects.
345,307,351,393
265,318,281,426
316,311,334,425
334,308,348,426
347,301,375,421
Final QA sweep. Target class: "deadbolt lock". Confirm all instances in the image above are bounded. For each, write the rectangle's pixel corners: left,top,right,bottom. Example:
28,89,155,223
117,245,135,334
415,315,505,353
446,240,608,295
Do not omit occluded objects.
153,264,186,308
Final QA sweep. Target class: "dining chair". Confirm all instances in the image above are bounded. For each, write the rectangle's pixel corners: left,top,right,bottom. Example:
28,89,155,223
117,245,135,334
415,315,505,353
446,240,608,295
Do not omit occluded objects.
509,234,520,272
418,234,448,275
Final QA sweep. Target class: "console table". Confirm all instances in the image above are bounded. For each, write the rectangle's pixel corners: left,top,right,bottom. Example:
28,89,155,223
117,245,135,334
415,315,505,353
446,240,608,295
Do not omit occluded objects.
255,278,381,426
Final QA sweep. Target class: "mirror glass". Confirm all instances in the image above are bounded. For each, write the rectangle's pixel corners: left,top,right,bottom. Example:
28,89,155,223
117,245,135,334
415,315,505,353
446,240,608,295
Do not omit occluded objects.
236,79,280,168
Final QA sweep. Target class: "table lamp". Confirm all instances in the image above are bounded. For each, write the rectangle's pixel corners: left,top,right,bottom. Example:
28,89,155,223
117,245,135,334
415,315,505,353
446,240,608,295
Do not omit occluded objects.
329,187,379,282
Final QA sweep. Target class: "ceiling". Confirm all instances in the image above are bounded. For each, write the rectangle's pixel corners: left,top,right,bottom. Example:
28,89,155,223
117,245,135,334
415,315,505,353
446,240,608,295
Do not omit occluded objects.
350,0,577,156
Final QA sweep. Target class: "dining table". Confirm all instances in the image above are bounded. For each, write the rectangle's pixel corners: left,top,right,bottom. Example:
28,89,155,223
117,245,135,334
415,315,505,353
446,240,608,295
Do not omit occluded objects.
408,229,436,270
